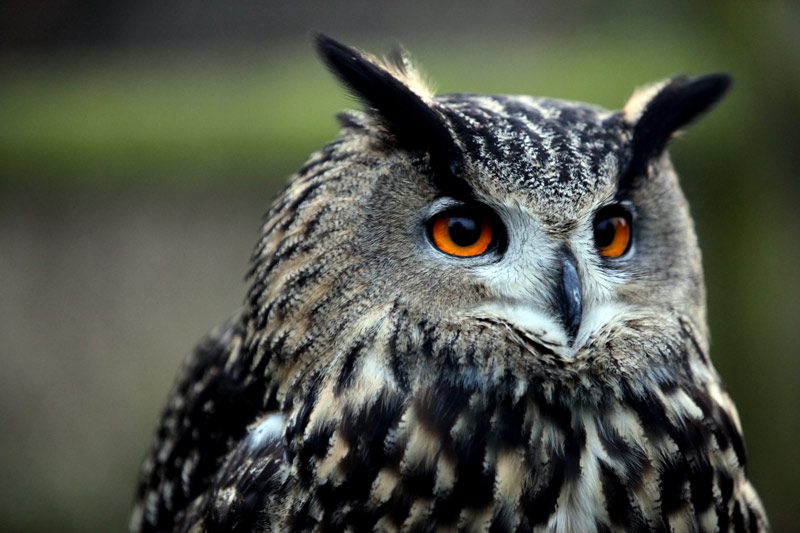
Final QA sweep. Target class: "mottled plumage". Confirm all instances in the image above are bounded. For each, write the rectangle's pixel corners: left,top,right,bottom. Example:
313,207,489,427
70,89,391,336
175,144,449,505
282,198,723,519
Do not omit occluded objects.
131,36,767,532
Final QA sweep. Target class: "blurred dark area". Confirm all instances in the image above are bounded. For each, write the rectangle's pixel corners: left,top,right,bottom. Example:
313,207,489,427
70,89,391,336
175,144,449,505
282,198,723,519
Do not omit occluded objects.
1,1,798,531
0,0,612,50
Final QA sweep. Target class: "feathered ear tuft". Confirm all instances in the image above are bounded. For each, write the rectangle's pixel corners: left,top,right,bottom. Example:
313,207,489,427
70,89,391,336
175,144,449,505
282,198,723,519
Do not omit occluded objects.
382,43,435,101
314,34,468,197
623,73,732,181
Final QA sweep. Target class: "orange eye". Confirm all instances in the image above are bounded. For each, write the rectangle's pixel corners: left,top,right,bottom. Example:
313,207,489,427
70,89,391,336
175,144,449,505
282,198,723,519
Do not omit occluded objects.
593,208,632,258
430,211,495,257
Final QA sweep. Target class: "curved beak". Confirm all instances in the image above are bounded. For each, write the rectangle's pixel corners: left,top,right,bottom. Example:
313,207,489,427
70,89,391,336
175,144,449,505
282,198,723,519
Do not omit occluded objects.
557,251,583,345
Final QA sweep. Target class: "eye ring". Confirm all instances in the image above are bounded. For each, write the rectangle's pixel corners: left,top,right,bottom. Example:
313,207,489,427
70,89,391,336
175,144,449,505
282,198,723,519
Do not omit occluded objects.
593,204,633,258
426,206,502,258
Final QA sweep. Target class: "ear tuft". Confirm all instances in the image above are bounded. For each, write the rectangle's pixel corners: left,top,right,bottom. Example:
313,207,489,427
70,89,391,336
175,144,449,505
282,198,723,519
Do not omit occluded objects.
382,44,435,100
314,34,437,130
314,34,468,197
623,73,732,179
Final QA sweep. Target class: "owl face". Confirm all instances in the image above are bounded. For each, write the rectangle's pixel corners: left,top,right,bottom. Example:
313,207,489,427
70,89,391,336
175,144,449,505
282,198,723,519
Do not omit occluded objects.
309,37,728,367
246,37,730,385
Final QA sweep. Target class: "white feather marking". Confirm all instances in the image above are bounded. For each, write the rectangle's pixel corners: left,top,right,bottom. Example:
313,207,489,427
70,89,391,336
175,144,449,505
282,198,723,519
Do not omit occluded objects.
360,352,390,385
474,301,568,347
573,301,631,348
247,412,284,450
623,78,671,123
474,300,633,360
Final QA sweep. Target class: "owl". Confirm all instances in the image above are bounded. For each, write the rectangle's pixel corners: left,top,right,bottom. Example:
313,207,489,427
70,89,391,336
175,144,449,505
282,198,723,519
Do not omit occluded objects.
131,36,768,532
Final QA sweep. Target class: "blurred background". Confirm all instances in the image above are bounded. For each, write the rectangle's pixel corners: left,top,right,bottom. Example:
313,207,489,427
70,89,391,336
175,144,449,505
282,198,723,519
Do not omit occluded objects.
1,0,798,530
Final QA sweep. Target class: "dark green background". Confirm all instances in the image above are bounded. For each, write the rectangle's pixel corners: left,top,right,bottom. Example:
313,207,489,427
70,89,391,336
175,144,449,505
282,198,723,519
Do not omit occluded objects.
1,1,797,530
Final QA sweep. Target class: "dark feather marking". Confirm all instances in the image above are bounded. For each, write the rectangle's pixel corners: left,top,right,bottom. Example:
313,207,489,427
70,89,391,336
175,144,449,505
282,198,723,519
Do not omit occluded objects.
651,364,679,393
286,498,315,531
335,339,366,394
658,454,690,516
386,485,415,527
414,380,471,438
625,385,671,440
401,459,438,499
488,508,515,533
562,422,585,482
257,329,289,367
491,394,528,449
298,419,334,465
716,406,747,467
521,455,565,525
437,331,464,371
680,318,712,365
261,381,279,408
688,454,714,513
429,490,461,526
429,389,495,523
387,308,411,391
445,106,504,165
250,239,305,297
418,319,436,359
205,439,283,533
595,522,613,533
296,205,331,241
717,468,734,507
515,517,533,533
315,481,338,522
597,421,650,488
732,501,746,533
331,390,406,507
669,413,708,460
530,384,583,482
278,182,325,231
600,460,633,526
294,138,347,177
336,110,367,130
716,499,731,533
286,384,319,485
685,387,738,462
519,388,570,525
282,337,314,367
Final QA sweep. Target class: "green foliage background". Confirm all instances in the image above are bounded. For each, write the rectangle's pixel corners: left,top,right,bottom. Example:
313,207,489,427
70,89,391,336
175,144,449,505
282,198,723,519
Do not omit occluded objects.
1,1,797,530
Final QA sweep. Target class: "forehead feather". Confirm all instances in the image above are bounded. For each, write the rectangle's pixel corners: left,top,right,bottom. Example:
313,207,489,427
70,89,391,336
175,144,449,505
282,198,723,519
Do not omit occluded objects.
437,94,632,216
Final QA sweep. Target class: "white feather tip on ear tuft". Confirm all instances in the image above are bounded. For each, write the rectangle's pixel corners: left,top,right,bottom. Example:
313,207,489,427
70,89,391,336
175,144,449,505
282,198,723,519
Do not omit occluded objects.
376,48,435,101
623,78,671,124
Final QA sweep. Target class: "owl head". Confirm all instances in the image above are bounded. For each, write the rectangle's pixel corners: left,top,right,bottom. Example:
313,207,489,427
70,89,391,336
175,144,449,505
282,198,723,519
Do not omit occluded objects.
248,36,730,384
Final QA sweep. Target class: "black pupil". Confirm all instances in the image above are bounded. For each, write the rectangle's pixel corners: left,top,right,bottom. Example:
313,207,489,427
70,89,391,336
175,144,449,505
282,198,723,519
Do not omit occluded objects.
448,216,481,246
593,217,617,248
